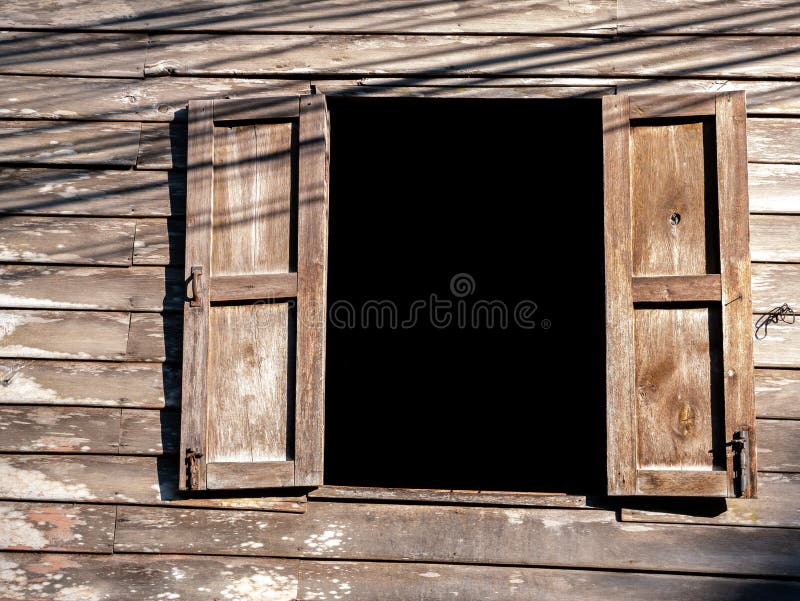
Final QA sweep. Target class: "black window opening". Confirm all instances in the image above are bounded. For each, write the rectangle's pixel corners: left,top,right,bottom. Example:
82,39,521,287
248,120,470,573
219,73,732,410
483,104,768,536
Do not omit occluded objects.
324,97,606,494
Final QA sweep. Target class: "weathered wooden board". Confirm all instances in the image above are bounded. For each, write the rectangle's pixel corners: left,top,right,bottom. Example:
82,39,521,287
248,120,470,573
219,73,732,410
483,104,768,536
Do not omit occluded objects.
146,35,800,78
756,368,800,419
0,455,305,511
0,168,184,217
126,312,181,362
137,123,188,169
0,265,183,311
748,118,800,164
0,32,146,77
759,419,800,472
752,264,800,314
619,0,800,34
0,360,178,409
114,502,800,576
0,216,135,266
755,323,800,369
119,409,179,455
749,164,800,213
0,75,307,121
0,121,141,166
133,218,185,265
622,472,800,529
317,82,614,99
0,1,617,34
299,560,800,601
750,214,800,262
0,503,115,552
0,406,120,453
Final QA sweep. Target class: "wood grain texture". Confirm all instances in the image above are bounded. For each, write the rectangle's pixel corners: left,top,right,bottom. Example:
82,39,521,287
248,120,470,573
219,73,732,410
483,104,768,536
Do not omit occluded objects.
634,307,721,473
126,312,181,362
206,304,291,463
145,35,800,79
114,502,800,576
0,503,115,553
632,275,721,302
758,419,800,472
629,93,717,118
132,218,184,265
636,470,728,496
0,406,120,453
619,0,800,34
0,31,146,77
750,214,800,262
0,121,141,166
317,83,613,99
0,360,178,409
295,94,329,487
0,216,135,266
630,120,711,277
214,97,300,121
749,164,800,214
0,75,306,121
603,95,636,496
752,264,800,314
120,409,179,455
748,118,800,164
210,273,298,302
0,455,305,511
137,123,188,170
0,168,184,217
299,560,800,600
756,368,800,419
755,323,800,369
0,265,183,311
0,0,616,34
206,461,296,489
623,472,800,528
0,552,299,601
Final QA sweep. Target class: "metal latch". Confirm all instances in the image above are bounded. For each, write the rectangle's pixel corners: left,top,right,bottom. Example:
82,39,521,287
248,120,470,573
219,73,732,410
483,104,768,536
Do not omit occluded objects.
186,447,204,490
189,266,203,307
729,430,751,497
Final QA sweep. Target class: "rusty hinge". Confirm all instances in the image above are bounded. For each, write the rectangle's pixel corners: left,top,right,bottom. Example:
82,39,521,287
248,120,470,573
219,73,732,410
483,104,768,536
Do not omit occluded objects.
189,266,203,308
728,429,751,498
185,447,204,490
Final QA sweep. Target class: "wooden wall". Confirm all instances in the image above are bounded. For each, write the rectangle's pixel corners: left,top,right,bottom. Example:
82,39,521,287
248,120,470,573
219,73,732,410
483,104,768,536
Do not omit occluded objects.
0,1,800,598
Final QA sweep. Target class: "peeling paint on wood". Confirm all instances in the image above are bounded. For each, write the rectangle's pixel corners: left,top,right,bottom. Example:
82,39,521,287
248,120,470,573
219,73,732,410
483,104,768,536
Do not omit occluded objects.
0,406,120,453
0,503,114,552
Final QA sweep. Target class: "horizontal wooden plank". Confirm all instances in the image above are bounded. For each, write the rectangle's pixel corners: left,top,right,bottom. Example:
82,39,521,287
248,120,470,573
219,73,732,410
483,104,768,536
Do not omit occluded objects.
636,470,729,497
748,118,800,164
0,360,178,409
317,82,613,99
0,455,306,511
0,552,299,600
133,218,185,265
125,312,181,362
299,560,800,601
119,409,179,455
632,275,721,303
0,1,617,34
0,168,185,217
0,216,135,266
629,93,716,119
137,123,187,170
750,214,800,263
207,461,296,489
211,273,298,301
0,75,307,122
752,263,800,314
0,31,146,77
0,265,183,311
755,323,800,368
0,121,141,166
214,97,300,121
0,406,120,453
619,0,800,34
0,503,115,552
756,368,800,419
622,472,800,529
749,164,800,214
759,418,800,472
114,502,800,576
310,486,588,508
145,35,800,79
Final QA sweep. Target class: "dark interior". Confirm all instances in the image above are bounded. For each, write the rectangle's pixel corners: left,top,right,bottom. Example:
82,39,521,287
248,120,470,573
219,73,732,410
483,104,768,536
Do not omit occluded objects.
324,97,606,493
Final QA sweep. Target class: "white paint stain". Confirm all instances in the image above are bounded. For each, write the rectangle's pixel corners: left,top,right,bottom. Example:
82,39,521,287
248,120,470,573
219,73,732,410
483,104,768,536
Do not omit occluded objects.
218,568,298,601
0,457,95,500
505,509,525,525
0,506,49,549
619,524,655,532
419,571,440,578
305,525,345,556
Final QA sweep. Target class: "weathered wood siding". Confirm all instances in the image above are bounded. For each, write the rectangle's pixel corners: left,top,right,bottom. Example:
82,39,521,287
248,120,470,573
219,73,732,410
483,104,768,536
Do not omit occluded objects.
1,1,800,598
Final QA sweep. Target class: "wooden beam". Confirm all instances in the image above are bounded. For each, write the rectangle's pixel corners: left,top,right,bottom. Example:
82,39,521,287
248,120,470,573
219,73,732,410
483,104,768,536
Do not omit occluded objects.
629,93,716,119
207,461,296,489
636,470,729,497
631,275,722,303
213,97,300,122
210,273,298,302
0,503,115,552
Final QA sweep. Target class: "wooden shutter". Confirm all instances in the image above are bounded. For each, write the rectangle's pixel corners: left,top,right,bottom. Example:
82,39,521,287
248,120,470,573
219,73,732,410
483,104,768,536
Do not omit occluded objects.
604,92,756,498
180,95,329,490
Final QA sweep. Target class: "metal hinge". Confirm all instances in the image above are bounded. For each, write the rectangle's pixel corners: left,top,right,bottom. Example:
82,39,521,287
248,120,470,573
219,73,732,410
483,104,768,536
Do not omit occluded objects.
185,447,204,490
728,430,751,497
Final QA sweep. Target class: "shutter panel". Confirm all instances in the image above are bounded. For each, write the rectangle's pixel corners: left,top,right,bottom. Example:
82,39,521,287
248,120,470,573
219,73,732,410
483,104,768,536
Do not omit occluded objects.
604,92,756,498
179,95,329,490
